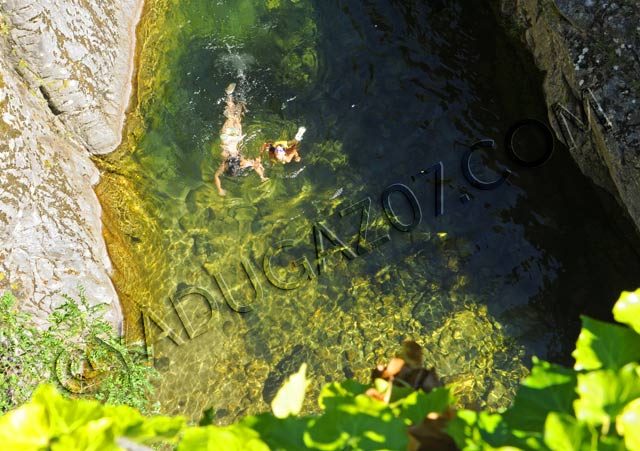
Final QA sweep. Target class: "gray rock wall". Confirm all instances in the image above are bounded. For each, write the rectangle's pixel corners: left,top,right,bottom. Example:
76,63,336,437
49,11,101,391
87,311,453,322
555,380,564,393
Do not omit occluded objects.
2,0,142,155
0,0,143,328
488,0,640,235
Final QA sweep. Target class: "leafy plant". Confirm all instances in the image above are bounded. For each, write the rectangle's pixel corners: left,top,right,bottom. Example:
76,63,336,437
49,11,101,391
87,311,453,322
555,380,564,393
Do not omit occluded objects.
0,290,157,414
0,384,183,451
446,289,640,450
3,290,640,450
0,291,46,412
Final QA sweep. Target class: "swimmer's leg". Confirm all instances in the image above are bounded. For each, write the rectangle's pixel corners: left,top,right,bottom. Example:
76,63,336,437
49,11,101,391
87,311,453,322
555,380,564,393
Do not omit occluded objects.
290,126,305,162
251,157,269,182
224,84,246,120
224,83,240,116
222,81,244,136
214,161,227,196
295,126,306,141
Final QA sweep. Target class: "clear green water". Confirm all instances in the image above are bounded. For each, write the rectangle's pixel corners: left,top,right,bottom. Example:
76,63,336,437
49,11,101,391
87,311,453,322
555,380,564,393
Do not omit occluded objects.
98,0,640,422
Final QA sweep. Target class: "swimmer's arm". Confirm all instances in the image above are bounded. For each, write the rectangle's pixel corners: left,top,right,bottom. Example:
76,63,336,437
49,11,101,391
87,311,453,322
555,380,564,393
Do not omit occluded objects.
214,161,227,196
284,140,301,163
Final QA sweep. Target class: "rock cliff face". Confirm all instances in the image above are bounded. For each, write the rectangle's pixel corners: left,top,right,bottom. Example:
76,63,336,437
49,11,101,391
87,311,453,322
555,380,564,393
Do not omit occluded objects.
488,0,640,235
2,0,142,154
0,0,143,327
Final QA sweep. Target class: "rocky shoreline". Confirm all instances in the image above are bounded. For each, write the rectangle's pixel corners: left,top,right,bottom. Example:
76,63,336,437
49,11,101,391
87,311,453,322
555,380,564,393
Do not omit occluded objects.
0,0,144,327
488,0,640,237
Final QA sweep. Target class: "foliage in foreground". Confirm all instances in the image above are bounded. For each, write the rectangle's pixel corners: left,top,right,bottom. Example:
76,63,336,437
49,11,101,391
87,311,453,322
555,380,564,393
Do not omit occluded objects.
0,290,156,414
2,290,640,450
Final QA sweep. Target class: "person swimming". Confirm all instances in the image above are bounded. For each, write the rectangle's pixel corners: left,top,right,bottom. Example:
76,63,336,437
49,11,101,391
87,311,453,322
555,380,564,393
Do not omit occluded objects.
262,126,306,164
214,82,267,197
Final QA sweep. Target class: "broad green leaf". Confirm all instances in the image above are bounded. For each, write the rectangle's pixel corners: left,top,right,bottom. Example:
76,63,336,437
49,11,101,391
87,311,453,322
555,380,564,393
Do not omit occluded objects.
613,290,640,334
616,398,640,451
241,413,309,450
32,386,104,437
331,393,390,416
475,412,543,451
445,410,478,450
317,379,369,410
543,413,590,451
543,414,624,451
574,363,640,426
104,404,185,442
0,403,50,449
271,363,309,418
304,395,407,450
572,316,640,371
393,387,455,424
597,436,626,451
502,358,577,432
0,385,182,450
177,424,270,451
447,410,543,451
25,385,120,451
50,418,117,451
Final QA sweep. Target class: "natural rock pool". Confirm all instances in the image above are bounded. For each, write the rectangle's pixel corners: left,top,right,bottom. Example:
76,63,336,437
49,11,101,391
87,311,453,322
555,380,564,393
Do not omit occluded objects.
96,0,640,422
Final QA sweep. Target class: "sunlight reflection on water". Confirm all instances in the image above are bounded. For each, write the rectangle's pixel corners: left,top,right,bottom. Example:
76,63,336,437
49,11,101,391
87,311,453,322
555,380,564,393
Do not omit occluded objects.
96,0,640,422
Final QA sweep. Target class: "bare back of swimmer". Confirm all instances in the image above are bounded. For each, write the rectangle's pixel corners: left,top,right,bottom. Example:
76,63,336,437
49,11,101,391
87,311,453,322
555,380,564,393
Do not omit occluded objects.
214,83,267,196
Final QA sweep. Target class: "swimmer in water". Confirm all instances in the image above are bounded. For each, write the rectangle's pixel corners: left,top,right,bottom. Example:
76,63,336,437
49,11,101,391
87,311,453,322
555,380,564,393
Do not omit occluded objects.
261,126,306,164
214,82,267,197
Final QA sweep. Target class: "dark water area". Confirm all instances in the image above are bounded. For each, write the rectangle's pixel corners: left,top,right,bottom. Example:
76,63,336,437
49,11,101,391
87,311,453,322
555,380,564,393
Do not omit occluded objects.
99,0,640,421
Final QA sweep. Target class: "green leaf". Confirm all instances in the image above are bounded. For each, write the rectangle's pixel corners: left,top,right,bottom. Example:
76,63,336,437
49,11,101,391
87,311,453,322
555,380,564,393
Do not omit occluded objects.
242,414,309,450
445,410,480,450
50,417,117,451
572,316,640,371
613,290,640,334
543,413,591,451
616,398,640,450
304,394,407,451
393,387,455,424
177,424,270,451
32,385,104,437
597,436,626,451
271,363,309,418
502,358,577,432
317,379,369,410
447,410,544,451
0,403,50,450
103,404,185,442
574,363,640,426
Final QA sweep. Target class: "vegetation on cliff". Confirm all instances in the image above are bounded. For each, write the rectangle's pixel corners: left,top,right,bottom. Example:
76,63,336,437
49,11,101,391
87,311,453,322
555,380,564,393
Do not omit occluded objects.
0,290,156,415
1,289,640,450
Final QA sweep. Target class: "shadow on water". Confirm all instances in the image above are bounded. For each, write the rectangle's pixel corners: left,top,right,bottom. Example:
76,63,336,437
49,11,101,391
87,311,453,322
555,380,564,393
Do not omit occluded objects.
96,0,640,422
